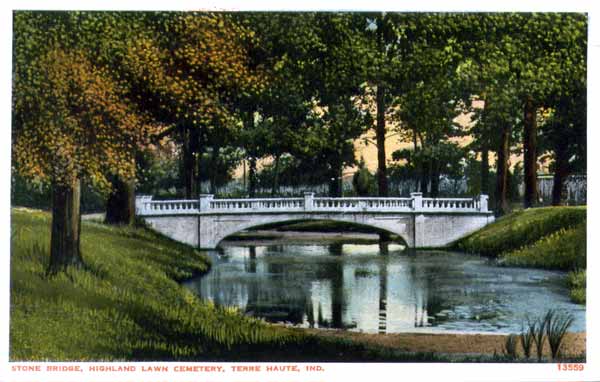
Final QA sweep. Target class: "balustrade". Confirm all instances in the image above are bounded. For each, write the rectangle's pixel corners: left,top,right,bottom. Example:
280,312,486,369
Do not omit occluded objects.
136,193,490,216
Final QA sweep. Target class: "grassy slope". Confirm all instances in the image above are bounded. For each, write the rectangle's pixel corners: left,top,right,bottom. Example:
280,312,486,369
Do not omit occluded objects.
454,206,586,304
455,207,586,258
10,208,454,362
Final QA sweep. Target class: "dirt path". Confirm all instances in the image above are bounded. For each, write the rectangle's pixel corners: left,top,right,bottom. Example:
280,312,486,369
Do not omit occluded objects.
306,329,586,358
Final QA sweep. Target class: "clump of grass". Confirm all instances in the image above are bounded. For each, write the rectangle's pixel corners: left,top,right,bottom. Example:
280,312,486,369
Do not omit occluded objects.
503,334,518,360
455,207,586,257
500,223,586,271
532,316,547,362
567,270,586,304
545,310,574,361
520,320,535,359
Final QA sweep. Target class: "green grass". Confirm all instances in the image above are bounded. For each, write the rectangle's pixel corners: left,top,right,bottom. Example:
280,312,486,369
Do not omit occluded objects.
454,206,586,304
499,223,586,270
567,270,586,304
10,208,463,362
455,207,586,257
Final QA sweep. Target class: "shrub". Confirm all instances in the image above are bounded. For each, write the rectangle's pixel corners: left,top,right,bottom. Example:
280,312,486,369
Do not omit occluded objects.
352,158,376,196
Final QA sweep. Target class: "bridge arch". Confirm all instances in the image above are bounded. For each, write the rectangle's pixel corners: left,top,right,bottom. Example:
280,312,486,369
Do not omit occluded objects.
214,216,412,248
200,212,415,249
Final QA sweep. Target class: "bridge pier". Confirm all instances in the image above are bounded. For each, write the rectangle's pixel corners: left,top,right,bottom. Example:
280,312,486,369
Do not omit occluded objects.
136,194,494,250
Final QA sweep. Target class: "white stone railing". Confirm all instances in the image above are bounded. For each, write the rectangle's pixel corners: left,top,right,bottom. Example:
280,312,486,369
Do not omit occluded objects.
312,197,413,211
136,192,490,216
135,197,199,215
209,198,305,212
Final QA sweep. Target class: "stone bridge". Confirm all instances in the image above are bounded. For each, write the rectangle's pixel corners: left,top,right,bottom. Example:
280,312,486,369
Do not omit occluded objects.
135,193,494,249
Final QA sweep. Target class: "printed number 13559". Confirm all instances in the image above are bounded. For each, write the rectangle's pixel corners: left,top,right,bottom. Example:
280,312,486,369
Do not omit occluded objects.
557,363,584,371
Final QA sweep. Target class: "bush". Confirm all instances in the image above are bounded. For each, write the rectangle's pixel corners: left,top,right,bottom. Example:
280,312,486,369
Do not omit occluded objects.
352,158,376,196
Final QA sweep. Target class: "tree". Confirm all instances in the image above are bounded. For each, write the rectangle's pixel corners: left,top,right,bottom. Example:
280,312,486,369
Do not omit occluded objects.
455,13,585,213
122,12,262,199
13,12,154,273
487,14,587,209
540,84,586,205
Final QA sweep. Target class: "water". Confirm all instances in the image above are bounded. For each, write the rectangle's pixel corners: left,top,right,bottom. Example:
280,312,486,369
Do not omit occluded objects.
183,242,585,334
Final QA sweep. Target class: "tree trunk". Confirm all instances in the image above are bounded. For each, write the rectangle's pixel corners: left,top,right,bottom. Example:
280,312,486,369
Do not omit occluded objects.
419,160,429,196
105,176,135,225
523,96,538,209
271,154,280,196
430,159,440,198
328,164,342,197
182,127,200,198
248,157,257,197
495,125,511,216
375,84,388,197
49,178,83,274
481,146,490,195
552,139,569,206
209,144,220,195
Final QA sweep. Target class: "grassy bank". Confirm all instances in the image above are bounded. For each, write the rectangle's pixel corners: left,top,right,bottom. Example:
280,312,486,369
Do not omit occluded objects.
455,207,586,304
455,207,586,258
9,208,458,362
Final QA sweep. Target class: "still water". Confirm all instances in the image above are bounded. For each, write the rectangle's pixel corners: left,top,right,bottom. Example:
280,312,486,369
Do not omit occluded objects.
183,242,585,334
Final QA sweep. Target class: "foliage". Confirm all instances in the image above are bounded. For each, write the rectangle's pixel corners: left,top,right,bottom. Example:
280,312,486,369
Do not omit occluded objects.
455,207,586,257
256,155,332,188
11,172,105,213
12,12,155,191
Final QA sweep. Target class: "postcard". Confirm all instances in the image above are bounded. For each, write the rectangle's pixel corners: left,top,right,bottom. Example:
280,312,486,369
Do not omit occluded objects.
2,1,598,381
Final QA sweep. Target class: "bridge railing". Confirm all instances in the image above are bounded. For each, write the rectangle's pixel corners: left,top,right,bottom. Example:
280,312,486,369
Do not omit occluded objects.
136,192,490,216
312,197,413,211
135,197,199,215
209,197,305,212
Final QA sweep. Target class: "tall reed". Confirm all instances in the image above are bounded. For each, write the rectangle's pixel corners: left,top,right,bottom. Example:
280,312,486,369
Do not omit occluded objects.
545,309,574,360
533,316,547,361
503,334,518,360
520,319,535,359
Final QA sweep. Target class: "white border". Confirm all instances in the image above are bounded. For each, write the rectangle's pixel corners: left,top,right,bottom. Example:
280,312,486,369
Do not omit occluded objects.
2,1,599,381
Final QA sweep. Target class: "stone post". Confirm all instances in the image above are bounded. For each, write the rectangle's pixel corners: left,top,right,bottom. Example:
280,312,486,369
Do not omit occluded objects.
478,194,489,212
199,194,214,212
411,192,423,211
135,195,153,215
304,192,315,212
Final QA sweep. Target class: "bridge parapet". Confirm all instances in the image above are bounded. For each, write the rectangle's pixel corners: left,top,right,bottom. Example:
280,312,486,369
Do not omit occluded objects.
136,192,491,216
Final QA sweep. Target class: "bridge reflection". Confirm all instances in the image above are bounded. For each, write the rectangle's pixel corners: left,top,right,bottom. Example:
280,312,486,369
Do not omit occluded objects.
187,243,437,333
